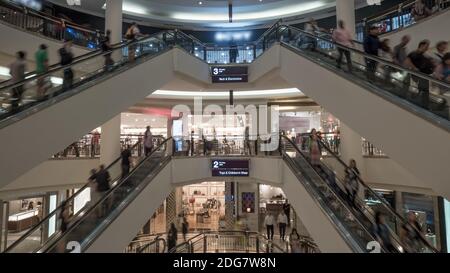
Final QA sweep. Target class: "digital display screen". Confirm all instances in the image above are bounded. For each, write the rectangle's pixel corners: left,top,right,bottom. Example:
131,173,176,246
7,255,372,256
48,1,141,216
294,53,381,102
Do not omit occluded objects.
211,159,249,177
11,0,42,10
211,66,248,83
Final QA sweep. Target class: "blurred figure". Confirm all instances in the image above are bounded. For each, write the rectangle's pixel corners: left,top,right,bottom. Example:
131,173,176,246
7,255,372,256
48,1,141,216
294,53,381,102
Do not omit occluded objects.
304,18,320,51
264,212,275,240
393,35,411,66
9,51,27,111
380,39,393,84
91,130,100,157
126,22,142,62
283,201,291,226
244,126,251,155
59,39,74,90
434,53,450,83
101,29,113,69
35,44,49,97
144,126,154,156
59,199,71,233
94,164,111,218
278,211,288,241
229,38,239,63
289,229,302,253
373,212,396,252
411,0,431,21
344,159,360,208
168,222,178,252
308,129,322,167
401,211,423,253
363,26,381,82
430,41,448,66
181,217,189,241
332,20,354,72
121,145,132,178
404,40,434,109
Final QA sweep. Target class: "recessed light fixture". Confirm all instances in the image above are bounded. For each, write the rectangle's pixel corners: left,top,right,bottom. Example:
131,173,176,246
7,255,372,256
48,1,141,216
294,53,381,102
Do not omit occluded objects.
198,1,203,5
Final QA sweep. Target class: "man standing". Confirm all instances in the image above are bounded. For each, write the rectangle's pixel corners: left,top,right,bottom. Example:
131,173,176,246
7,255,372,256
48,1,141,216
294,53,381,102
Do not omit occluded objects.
404,40,434,109
363,26,381,82
332,20,354,72
264,213,275,240
94,164,111,217
59,39,74,90
144,126,154,156
278,211,288,241
9,51,27,112
121,145,132,179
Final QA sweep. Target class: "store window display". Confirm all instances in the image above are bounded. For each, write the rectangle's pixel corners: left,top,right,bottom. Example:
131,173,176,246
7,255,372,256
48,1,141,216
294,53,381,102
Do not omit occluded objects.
181,182,225,232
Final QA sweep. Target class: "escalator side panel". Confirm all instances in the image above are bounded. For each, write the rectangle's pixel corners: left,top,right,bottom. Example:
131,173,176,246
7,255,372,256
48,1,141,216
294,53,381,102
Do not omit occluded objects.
85,160,173,253
0,50,175,188
281,160,353,253
279,45,450,199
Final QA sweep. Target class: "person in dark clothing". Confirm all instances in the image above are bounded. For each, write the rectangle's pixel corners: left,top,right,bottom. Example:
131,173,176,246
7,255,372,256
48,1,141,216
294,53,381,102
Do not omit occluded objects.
121,145,132,179
373,212,396,252
59,39,74,90
94,164,111,217
181,217,189,241
229,39,239,63
405,40,434,109
101,29,113,69
168,223,178,252
363,26,381,82
283,202,291,226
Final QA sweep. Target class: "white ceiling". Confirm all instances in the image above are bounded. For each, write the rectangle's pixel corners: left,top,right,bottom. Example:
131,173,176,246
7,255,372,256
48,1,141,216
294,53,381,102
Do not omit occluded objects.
48,0,342,29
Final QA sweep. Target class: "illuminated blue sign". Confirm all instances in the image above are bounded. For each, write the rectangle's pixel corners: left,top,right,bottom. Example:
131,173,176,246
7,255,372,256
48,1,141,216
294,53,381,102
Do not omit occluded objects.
215,31,252,42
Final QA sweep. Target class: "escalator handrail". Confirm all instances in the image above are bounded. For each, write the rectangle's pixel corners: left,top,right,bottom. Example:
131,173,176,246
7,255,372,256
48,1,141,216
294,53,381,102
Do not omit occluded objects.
41,137,172,253
281,24,450,90
280,135,382,252
0,32,165,91
0,0,101,34
138,237,167,253
3,139,144,253
316,137,439,253
254,19,284,44
0,38,132,89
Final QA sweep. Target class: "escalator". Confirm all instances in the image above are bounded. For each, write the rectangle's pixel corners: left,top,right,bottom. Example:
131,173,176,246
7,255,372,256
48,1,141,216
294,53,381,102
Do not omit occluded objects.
272,25,450,198
0,30,182,188
4,137,173,253
280,135,438,253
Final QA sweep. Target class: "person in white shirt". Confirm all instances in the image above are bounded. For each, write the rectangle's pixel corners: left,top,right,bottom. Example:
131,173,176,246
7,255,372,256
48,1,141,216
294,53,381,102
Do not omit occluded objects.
264,213,275,240
332,20,354,72
144,126,154,156
278,211,288,241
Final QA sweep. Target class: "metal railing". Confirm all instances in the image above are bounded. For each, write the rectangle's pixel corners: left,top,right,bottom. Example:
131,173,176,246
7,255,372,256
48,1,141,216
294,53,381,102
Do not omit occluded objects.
125,235,166,253
4,137,170,253
0,0,103,48
365,0,450,35
170,231,286,253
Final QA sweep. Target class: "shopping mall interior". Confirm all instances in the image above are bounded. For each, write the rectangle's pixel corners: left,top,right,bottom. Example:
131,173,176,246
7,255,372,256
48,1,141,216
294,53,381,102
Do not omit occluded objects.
0,0,449,254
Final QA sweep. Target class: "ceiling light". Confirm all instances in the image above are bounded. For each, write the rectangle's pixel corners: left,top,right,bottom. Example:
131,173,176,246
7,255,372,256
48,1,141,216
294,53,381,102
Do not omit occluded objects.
151,88,302,98
198,1,203,5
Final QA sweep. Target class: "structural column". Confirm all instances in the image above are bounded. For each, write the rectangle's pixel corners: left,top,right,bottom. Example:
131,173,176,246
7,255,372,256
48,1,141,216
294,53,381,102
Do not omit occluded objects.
336,0,356,37
165,190,177,232
105,0,123,44
100,115,121,166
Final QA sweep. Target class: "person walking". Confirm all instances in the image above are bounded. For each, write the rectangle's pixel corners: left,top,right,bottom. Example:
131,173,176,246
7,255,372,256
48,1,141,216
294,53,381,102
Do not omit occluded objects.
35,44,49,97
277,211,288,241
9,51,27,112
363,26,381,82
121,145,132,179
401,211,423,253
345,159,360,208
404,40,435,109
264,213,275,240
380,39,394,84
144,126,154,156
434,53,450,83
430,41,448,66
168,222,178,252
332,20,354,72
59,39,74,90
283,201,291,226
393,35,411,66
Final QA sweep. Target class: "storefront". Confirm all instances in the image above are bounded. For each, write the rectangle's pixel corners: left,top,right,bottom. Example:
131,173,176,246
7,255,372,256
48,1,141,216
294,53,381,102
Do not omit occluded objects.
181,182,225,232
